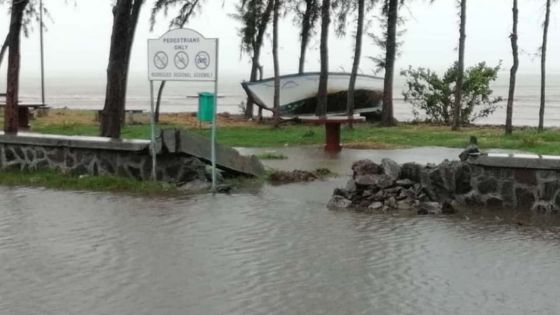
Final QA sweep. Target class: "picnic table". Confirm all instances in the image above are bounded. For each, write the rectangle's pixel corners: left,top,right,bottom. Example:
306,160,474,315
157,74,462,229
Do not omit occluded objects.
300,116,365,153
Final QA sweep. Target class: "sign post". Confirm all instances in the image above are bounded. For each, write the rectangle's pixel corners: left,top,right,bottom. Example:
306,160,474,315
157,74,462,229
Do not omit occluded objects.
148,29,219,190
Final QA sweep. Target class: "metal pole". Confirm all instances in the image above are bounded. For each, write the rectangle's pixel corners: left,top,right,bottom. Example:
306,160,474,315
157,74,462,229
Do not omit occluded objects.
39,0,45,105
211,39,219,192
150,80,157,180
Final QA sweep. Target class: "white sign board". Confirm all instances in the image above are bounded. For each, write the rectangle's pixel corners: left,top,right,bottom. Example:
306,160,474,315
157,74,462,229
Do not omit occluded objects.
148,28,217,82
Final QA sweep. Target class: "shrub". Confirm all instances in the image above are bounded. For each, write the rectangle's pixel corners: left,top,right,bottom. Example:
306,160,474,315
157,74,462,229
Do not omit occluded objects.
401,62,503,125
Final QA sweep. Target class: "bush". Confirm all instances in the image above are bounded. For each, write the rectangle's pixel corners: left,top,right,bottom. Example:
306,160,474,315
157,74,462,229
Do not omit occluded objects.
401,62,503,125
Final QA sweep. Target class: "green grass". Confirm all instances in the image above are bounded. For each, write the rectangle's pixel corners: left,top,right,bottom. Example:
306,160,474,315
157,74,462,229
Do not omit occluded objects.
256,151,289,160
0,169,179,195
31,121,560,155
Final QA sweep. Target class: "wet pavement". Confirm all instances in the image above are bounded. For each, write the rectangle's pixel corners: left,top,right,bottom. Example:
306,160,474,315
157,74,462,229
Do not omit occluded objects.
0,147,559,315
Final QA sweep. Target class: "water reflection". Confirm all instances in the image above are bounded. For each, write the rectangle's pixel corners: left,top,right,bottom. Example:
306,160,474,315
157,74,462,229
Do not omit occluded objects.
0,147,558,314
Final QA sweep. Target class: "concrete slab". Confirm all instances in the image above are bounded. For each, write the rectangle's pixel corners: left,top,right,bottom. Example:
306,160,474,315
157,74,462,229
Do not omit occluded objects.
0,132,151,152
160,129,265,177
468,153,560,170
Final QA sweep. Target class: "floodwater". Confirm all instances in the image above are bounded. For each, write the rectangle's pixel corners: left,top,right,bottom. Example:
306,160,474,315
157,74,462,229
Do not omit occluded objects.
1,147,560,315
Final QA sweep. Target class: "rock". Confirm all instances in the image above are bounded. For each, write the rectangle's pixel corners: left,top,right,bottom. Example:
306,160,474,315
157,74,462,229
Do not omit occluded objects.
400,163,423,182
375,174,395,189
382,158,401,181
441,200,457,214
515,188,535,209
215,184,233,194
352,159,382,177
397,199,413,210
459,136,479,161
368,201,383,210
178,179,210,193
417,202,442,215
355,174,377,187
327,195,352,209
333,188,351,199
371,190,385,201
386,196,398,209
345,179,357,192
485,196,503,208
477,177,498,194
399,188,416,200
454,164,472,194
396,179,415,188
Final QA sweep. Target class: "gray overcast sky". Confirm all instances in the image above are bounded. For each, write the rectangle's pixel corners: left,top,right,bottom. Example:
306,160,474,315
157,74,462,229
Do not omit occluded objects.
1,0,559,80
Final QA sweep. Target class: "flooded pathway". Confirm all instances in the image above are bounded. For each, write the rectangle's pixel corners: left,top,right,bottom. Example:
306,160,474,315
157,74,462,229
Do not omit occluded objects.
1,147,559,314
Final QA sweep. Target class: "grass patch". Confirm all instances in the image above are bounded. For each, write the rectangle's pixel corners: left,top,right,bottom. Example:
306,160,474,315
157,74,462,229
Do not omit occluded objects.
26,110,560,155
256,151,288,160
0,170,179,195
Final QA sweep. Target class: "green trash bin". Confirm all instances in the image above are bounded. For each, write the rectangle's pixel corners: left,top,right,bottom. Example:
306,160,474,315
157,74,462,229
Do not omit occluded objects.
198,92,215,122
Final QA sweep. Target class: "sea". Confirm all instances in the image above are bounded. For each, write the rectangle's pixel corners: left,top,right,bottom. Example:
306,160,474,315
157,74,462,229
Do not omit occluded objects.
14,72,560,127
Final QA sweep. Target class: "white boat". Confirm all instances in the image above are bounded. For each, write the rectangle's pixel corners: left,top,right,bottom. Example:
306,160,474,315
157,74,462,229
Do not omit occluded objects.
241,72,384,117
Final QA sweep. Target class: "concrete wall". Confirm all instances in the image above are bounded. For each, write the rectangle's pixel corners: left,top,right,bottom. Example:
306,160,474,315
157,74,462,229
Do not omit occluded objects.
0,133,208,184
464,154,560,213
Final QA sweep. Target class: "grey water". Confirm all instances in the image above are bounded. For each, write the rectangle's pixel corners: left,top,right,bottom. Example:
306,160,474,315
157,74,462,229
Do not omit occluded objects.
15,73,560,127
1,147,560,315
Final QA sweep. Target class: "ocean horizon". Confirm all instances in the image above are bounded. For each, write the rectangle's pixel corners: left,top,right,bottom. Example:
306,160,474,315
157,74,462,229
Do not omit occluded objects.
10,72,560,128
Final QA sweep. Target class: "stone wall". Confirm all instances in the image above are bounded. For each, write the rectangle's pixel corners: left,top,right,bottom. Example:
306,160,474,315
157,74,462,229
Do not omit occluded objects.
465,154,560,213
0,138,208,184
329,153,560,214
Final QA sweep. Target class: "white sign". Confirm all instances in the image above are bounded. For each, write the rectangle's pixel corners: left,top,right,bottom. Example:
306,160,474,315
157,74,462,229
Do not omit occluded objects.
148,28,217,82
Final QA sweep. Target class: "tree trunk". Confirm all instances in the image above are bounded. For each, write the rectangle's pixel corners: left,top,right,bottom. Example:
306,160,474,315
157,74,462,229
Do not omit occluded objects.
538,0,551,132
452,0,467,131
505,0,518,135
4,0,29,134
154,80,166,123
272,0,281,122
0,33,9,69
347,0,365,127
100,0,143,138
298,0,316,74
316,0,330,118
245,0,274,119
381,0,398,127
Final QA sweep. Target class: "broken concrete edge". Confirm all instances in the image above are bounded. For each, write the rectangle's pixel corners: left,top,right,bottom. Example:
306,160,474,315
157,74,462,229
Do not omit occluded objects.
158,129,266,178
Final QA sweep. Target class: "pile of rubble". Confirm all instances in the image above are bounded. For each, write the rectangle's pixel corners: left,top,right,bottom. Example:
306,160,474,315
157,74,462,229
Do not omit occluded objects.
327,159,472,215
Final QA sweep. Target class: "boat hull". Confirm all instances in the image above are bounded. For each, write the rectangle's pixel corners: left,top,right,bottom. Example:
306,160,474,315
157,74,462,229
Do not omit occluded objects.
241,72,384,117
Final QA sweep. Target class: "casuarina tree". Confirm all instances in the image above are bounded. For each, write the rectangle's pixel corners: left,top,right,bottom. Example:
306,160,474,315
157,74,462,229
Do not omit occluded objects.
234,0,274,119
452,0,467,131
272,0,282,121
100,0,144,138
538,0,554,132
291,0,320,74
316,0,330,118
2,0,30,134
380,0,398,126
347,0,376,124
505,0,518,135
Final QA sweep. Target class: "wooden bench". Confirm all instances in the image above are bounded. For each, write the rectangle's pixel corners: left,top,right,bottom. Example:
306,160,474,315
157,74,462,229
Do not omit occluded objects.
0,103,49,129
300,116,365,153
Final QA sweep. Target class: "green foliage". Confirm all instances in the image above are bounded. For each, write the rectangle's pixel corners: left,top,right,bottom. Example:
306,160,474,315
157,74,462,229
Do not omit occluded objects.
150,0,205,30
256,151,288,160
0,170,178,195
402,62,503,125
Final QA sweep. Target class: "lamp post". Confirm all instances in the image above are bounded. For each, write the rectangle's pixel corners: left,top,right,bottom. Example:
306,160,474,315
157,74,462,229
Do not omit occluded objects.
39,0,45,105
